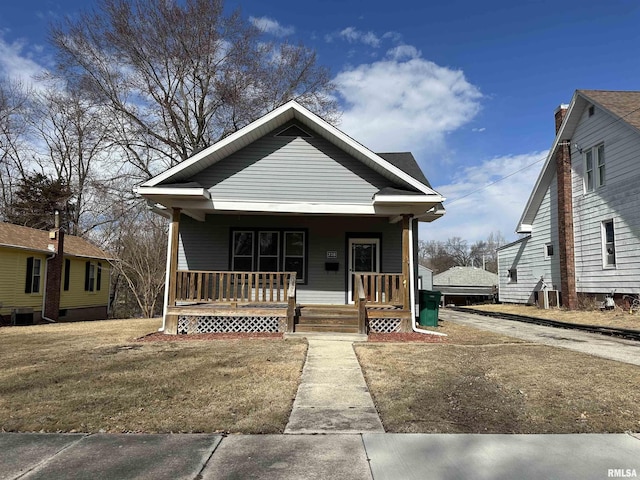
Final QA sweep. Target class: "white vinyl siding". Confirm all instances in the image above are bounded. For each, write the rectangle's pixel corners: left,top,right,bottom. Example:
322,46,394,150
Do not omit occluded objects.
194,129,394,204
498,181,561,304
571,104,640,294
177,214,403,304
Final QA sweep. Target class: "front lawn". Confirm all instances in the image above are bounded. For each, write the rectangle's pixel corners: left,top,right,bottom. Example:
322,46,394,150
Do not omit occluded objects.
356,322,640,433
0,319,307,434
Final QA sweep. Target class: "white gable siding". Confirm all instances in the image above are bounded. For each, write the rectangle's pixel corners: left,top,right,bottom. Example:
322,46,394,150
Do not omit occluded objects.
194,133,394,204
571,105,640,294
498,182,561,303
177,214,403,304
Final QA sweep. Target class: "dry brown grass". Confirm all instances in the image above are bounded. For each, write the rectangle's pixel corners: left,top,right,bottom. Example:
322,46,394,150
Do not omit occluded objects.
356,324,640,434
0,319,307,434
466,303,640,331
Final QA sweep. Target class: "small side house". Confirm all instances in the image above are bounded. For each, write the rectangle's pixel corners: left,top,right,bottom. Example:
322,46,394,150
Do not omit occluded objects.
433,266,498,306
138,100,446,334
499,90,640,308
0,222,111,324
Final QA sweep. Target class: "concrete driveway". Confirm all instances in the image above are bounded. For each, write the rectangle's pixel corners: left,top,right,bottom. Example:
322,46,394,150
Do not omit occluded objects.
439,308,640,366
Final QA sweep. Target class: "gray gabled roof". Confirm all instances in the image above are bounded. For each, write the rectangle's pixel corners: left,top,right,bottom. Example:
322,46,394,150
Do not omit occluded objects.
433,266,499,287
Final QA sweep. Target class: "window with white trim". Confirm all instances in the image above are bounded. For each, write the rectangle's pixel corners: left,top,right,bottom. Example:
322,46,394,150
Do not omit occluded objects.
584,143,605,192
507,268,517,283
602,220,616,267
25,257,42,294
231,229,307,282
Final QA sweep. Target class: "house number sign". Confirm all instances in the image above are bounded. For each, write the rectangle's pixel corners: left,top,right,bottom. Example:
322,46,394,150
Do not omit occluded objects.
326,251,337,259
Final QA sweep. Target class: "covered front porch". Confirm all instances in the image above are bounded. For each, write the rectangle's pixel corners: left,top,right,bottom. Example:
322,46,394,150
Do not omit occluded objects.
162,210,415,334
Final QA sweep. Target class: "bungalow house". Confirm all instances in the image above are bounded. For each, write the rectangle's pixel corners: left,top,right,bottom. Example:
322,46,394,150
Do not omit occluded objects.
0,222,111,324
498,90,640,308
432,266,498,306
137,100,446,334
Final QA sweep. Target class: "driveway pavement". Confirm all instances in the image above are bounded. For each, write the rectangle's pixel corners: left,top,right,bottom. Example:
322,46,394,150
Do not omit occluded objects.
440,308,640,366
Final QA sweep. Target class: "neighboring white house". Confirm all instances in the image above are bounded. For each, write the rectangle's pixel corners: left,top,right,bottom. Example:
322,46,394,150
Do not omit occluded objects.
418,264,433,290
498,90,640,307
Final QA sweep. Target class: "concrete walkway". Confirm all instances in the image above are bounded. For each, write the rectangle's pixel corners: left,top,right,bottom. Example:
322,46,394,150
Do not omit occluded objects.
440,308,640,366
3,432,639,479
284,334,384,434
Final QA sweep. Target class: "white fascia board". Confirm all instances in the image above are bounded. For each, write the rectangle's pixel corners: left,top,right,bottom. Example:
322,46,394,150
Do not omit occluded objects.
373,194,445,204
141,101,298,188
516,90,582,232
209,200,377,215
290,105,439,196
137,186,211,199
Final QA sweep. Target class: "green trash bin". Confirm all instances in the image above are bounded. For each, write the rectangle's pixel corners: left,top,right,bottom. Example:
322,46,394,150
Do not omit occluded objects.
418,290,441,327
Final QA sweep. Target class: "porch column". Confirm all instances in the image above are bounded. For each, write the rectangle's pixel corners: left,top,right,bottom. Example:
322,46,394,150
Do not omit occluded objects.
165,208,181,334
401,215,410,311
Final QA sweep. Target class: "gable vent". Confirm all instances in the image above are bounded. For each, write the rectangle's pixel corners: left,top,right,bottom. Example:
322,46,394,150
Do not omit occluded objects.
275,125,312,138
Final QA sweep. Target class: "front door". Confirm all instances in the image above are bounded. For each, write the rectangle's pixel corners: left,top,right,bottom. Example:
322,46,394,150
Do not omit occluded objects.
348,238,380,303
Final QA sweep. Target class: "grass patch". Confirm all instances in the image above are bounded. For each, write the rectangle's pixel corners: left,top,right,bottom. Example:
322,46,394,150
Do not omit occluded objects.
0,319,307,434
356,323,640,434
466,303,640,331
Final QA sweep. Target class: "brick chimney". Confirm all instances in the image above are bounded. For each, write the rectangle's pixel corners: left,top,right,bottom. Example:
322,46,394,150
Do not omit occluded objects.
43,212,65,322
554,105,578,309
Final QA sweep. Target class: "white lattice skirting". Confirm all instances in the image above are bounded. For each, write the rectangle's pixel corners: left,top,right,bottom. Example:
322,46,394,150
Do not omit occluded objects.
178,315,281,334
368,318,403,333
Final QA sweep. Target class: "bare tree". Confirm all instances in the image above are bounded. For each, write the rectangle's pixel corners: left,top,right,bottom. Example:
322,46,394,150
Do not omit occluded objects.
419,232,506,274
50,0,337,178
0,78,31,215
109,205,168,318
30,82,119,235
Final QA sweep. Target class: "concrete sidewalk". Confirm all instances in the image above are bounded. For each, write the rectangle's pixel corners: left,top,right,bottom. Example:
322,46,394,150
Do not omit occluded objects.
440,308,640,366
284,335,384,434
3,432,639,479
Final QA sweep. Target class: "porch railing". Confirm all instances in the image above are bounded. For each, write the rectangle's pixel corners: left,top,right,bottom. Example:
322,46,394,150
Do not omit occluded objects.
175,270,296,304
353,272,405,305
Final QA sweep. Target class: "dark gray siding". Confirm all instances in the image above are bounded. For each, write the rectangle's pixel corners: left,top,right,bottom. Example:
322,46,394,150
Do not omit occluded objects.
178,214,403,304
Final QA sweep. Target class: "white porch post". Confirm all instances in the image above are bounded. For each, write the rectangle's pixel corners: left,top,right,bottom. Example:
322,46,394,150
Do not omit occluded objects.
164,208,181,334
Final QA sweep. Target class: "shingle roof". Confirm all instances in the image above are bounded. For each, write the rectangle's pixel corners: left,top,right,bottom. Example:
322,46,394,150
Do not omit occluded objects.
578,90,640,131
433,266,499,287
377,152,433,188
0,222,110,260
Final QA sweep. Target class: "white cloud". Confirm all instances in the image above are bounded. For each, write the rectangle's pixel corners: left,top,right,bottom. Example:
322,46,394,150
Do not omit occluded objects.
334,55,482,153
472,127,486,132
420,151,548,243
249,16,295,37
0,34,47,86
325,27,382,47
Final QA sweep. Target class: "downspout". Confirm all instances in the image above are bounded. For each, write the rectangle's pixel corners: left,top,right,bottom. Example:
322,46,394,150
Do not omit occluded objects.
41,254,57,323
159,219,174,332
409,217,447,337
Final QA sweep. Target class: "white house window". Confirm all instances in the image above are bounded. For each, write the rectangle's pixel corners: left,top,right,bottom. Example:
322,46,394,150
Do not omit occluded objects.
231,229,307,282
602,220,616,267
584,144,604,192
25,257,42,294
508,268,517,283
545,243,554,258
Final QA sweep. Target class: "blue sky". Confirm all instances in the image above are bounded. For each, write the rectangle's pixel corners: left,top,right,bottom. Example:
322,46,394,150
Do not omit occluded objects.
2,0,640,243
